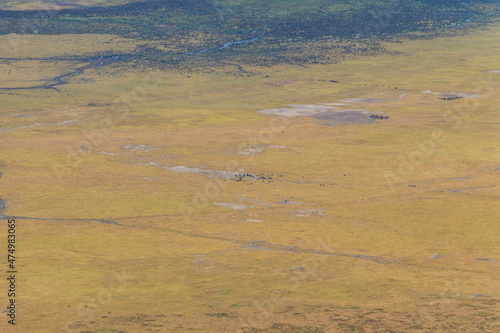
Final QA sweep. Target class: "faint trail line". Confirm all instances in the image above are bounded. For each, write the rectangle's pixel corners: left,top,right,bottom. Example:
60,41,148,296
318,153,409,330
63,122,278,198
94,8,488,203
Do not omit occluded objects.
245,240,398,264
0,214,119,225
115,222,492,273
0,118,91,133
3,211,490,271
111,219,397,265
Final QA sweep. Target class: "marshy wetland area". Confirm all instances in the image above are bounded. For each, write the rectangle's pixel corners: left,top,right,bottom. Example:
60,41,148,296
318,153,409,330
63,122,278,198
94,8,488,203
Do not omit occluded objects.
0,0,500,332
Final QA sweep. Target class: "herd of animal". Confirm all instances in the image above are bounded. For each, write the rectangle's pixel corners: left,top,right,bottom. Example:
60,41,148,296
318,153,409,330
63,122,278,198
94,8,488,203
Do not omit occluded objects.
370,114,390,120
439,96,464,101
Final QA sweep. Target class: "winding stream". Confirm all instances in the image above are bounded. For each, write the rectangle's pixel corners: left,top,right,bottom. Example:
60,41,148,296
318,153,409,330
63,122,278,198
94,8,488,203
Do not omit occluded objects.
0,55,120,92
0,35,260,92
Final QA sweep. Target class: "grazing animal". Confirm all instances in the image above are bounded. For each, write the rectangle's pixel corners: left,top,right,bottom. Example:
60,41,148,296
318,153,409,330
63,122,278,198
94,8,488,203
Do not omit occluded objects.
439,96,463,101
370,114,389,120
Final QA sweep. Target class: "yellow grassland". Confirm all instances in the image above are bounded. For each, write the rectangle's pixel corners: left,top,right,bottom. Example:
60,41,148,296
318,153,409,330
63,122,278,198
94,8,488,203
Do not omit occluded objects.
0,22,499,333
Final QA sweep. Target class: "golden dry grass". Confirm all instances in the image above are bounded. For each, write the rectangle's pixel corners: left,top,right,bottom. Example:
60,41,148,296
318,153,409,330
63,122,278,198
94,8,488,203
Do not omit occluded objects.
0,19,499,333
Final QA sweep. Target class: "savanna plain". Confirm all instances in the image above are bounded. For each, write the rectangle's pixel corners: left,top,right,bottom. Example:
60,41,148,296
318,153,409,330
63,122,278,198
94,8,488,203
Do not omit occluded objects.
0,0,499,332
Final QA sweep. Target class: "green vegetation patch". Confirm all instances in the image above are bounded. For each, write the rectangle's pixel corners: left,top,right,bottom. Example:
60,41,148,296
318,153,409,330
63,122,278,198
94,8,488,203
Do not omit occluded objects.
0,0,498,70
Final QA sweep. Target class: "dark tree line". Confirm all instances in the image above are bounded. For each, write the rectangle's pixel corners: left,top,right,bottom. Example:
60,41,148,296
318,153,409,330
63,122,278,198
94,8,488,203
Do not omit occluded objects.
0,0,497,72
